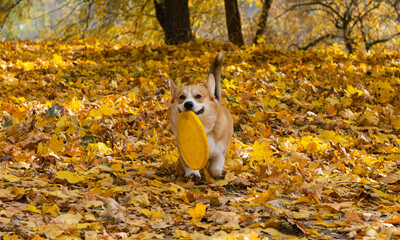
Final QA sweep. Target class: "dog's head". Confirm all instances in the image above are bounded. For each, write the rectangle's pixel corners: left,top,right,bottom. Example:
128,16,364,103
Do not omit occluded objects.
169,74,217,116
168,52,223,134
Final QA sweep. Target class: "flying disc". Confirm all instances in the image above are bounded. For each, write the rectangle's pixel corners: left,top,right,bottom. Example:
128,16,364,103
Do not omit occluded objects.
177,111,209,170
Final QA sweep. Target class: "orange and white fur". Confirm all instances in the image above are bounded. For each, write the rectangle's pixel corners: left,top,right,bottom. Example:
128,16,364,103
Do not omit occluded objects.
168,52,233,179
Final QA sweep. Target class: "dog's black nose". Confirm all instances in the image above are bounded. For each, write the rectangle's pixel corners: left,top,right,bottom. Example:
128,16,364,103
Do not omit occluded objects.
184,101,194,110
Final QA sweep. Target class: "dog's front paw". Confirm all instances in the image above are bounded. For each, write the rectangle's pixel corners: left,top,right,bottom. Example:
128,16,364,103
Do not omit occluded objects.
184,169,201,181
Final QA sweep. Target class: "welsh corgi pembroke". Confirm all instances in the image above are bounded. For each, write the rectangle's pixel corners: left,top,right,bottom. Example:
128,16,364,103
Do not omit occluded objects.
168,52,233,180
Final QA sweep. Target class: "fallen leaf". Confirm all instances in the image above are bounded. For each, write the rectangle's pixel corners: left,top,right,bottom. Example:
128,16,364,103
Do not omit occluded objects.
97,195,126,223
188,202,207,223
345,210,364,224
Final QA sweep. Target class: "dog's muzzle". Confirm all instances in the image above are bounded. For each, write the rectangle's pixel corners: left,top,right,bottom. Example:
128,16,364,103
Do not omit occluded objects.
195,107,204,115
178,107,205,115
179,102,205,115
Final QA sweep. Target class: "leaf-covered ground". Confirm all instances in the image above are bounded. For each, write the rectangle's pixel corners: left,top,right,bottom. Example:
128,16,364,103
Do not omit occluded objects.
1,40,400,240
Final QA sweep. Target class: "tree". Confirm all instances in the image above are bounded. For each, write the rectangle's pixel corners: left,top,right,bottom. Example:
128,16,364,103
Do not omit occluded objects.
284,0,400,53
254,0,273,44
154,0,194,45
224,0,244,46
363,0,400,50
38,0,162,42
5,0,400,53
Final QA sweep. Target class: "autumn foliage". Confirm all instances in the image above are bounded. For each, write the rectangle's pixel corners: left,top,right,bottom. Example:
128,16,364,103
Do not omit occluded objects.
1,40,400,239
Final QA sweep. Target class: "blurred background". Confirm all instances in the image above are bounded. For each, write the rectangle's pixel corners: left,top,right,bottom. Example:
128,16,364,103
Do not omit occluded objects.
2,0,400,53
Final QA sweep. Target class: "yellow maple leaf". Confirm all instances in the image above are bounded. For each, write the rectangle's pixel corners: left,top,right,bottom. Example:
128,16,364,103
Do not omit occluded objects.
42,204,60,215
89,108,102,118
168,183,185,194
89,104,114,118
39,224,65,239
268,98,281,108
260,96,270,107
318,130,344,144
254,189,275,204
84,213,97,222
99,104,114,116
16,59,35,71
88,142,113,156
361,110,379,126
0,174,20,183
27,205,41,214
353,165,365,175
314,216,336,227
111,164,127,177
188,202,207,223
68,98,84,112
347,85,363,96
52,54,65,67
223,78,237,90
269,64,277,72
392,116,400,129
311,99,323,108
374,80,394,104
11,187,25,197
65,124,79,135
37,142,45,155
141,208,164,219
55,171,85,184
173,230,191,239
55,116,69,129
251,141,273,162
57,213,83,225
150,179,163,188
47,134,64,154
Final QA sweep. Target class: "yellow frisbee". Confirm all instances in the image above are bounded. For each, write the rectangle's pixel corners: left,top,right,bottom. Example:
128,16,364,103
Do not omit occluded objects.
177,111,209,170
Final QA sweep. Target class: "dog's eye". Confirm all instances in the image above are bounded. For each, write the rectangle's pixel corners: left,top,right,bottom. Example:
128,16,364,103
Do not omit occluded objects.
195,94,202,99
179,95,185,100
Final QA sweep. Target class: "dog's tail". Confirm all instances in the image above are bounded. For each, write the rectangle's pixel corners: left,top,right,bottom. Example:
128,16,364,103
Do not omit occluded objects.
209,51,223,102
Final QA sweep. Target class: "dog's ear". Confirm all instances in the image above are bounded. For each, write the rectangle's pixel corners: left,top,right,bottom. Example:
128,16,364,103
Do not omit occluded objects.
169,79,177,97
205,74,215,98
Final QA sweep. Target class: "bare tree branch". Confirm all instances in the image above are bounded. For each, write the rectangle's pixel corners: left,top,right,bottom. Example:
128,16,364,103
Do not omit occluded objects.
278,0,397,53
0,0,24,29
366,31,400,50
29,2,70,20
292,33,336,50
350,1,382,31
51,2,84,29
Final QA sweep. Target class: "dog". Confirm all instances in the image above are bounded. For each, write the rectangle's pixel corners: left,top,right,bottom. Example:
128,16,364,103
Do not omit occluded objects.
168,52,233,180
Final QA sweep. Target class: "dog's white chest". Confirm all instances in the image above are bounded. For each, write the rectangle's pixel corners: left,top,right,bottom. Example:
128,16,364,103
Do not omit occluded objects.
199,114,217,133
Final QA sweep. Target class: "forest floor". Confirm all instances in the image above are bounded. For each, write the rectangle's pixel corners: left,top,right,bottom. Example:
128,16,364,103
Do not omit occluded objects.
0,40,400,239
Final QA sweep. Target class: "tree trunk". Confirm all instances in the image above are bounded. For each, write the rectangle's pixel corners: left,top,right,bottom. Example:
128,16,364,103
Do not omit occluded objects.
224,0,244,46
254,0,273,44
154,0,193,45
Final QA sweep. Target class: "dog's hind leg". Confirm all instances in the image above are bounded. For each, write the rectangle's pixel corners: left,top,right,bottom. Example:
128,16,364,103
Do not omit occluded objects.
208,153,225,178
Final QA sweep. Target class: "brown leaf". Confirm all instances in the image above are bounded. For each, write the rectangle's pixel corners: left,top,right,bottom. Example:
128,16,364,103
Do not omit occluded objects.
322,202,353,211
97,195,126,223
0,154,13,162
208,210,239,225
379,173,400,184
345,210,364,224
